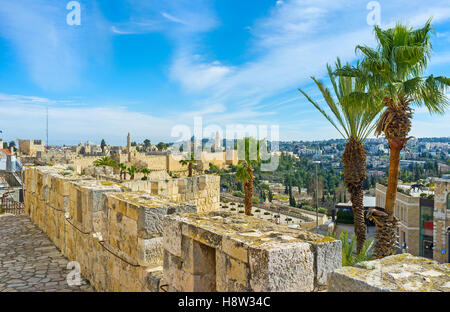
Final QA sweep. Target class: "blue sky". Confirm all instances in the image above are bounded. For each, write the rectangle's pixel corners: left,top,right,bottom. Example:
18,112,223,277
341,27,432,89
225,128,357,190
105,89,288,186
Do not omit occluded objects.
0,0,449,146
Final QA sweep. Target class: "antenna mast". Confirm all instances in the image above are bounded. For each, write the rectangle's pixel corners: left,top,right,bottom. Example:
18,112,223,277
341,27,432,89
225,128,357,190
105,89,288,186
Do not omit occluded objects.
46,106,49,150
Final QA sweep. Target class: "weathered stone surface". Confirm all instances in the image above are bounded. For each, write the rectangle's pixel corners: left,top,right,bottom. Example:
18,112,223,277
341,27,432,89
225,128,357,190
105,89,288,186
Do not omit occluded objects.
22,165,209,292
163,211,340,292
328,253,450,292
248,243,314,292
310,239,342,287
145,266,163,292
0,215,94,292
162,218,183,257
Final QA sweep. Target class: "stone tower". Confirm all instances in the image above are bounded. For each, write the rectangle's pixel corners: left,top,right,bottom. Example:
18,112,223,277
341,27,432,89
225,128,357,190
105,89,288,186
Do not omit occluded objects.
214,131,221,151
127,133,131,162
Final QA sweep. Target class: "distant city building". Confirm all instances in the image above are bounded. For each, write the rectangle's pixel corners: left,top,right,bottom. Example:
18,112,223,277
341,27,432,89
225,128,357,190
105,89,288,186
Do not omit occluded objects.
17,139,45,157
375,182,449,263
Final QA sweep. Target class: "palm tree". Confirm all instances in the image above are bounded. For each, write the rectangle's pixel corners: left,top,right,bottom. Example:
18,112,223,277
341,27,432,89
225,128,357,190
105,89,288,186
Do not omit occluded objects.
93,156,116,167
141,168,151,180
127,165,138,180
179,152,197,177
339,20,449,257
235,137,262,216
118,162,127,180
299,59,383,253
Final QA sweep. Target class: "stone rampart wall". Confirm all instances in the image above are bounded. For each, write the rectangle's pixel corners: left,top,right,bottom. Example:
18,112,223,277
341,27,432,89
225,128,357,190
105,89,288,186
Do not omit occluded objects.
23,165,217,291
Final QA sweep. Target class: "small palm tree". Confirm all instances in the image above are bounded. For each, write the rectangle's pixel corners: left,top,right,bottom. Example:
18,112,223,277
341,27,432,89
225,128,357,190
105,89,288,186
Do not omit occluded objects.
299,59,383,253
235,137,262,216
339,20,450,257
93,156,115,167
328,230,374,266
127,165,138,180
179,152,197,177
141,168,151,180
117,163,127,180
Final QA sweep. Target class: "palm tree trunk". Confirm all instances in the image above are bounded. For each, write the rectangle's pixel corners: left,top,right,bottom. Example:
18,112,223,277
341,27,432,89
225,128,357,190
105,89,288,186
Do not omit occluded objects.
244,166,254,216
350,183,366,254
373,100,412,258
188,163,193,177
342,137,367,253
385,139,403,215
372,139,404,258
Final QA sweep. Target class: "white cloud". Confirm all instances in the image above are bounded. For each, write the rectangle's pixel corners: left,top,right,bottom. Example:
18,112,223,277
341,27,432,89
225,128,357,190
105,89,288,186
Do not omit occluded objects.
167,0,450,130
161,12,186,25
0,94,175,145
170,53,233,92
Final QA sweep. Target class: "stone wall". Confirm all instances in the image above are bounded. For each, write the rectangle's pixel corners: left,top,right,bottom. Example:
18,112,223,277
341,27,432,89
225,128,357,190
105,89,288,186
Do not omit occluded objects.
162,211,342,292
328,253,450,292
433,178,450,263
376,184,420,256
122,175,221,213
23,165,216,292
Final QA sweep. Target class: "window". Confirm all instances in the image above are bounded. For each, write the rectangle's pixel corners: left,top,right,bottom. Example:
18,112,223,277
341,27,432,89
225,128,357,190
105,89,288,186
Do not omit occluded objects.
447,193,450,210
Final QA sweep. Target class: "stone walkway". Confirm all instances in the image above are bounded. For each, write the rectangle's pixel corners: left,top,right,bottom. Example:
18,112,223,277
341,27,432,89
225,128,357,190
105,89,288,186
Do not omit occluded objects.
0,214,95,292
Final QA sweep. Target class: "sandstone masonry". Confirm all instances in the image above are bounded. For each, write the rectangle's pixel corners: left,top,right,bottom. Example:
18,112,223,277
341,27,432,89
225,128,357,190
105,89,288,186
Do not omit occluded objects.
162,211,342,292
23,165,217,291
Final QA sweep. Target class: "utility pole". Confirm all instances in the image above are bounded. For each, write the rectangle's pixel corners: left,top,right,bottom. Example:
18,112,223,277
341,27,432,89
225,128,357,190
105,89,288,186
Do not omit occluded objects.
46,106,49,150
313,160,320,232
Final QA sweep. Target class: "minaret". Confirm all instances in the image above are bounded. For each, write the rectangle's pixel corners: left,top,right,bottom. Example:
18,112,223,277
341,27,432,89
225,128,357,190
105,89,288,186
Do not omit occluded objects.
127,133,131,162
214,131,221,151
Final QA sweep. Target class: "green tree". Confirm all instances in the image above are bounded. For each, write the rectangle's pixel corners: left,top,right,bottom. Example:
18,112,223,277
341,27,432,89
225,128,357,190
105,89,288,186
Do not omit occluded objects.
118,162,127,180
141,168,151,180
235,137,263,216
341,20,449,257
157,142,167,151
179,152,197,177
127,165,138,180
299,59,383,253
143,139,151,151
93,156,116,167
100,139,107,153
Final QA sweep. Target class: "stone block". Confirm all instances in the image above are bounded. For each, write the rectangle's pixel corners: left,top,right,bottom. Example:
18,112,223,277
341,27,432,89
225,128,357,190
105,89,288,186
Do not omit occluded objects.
162,217,183,257
248,243,315,292
222,236,248,263
328,254,450,292
137,237,163,266
181,236,216,275
310,239,342,287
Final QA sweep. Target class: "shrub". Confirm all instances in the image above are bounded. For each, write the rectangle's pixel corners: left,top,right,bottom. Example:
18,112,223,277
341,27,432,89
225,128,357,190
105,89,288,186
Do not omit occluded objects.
232,191,244,198
264,212,270,215
255,209,261,213
239,210,244,214
328,230,374,266
230,208,236,211
301,205,315,212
